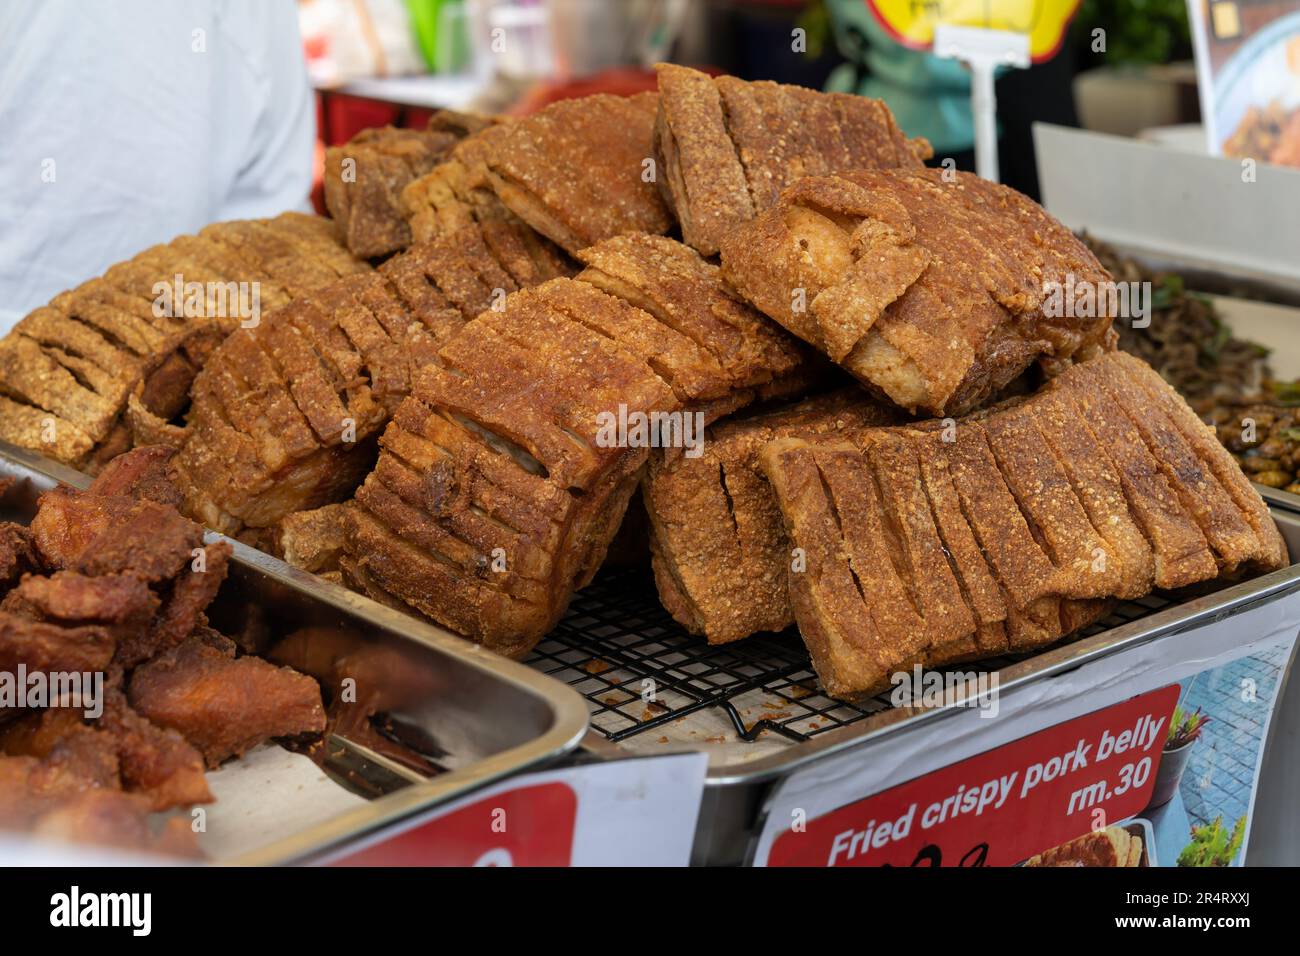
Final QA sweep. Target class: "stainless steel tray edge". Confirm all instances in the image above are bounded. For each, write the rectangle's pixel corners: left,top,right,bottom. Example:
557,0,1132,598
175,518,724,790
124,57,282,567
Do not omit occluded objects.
225,553,592,866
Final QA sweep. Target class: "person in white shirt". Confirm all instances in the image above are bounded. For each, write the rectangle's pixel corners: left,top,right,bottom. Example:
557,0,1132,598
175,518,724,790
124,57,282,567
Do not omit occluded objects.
0,0,314,333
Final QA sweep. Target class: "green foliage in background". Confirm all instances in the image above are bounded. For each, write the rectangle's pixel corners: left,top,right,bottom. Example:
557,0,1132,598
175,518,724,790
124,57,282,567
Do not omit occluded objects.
1166,704,1211,748
1077,0,1192,64
1177,815,1247,867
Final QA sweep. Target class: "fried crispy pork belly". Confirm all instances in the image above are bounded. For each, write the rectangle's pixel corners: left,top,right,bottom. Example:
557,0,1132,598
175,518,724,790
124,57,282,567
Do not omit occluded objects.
574,234,813,408
324,112,495,258
400,126,576,285
129,635,326,766
469,93,672,255
0,213,369,470
274,504,349,573
172,224,574,538
758,352,1286,698
644,391,899,644
654,64,931,255
343,279,679,654
340,241,834,655
721,169,1116,416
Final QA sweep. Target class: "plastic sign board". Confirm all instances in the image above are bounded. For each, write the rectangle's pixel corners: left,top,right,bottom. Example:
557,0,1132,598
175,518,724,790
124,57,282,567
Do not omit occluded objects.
1187,0,1300,165
867,0,1082,62
751,587,1300,867
322,752,707,867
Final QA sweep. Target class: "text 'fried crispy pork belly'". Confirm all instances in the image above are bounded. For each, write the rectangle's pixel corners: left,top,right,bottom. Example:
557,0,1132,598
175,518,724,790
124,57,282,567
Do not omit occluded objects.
324,110,496,258
721,169,1117,416
0,213,369,471
644,390,900,644
758,352,1286,698
653,63,931,256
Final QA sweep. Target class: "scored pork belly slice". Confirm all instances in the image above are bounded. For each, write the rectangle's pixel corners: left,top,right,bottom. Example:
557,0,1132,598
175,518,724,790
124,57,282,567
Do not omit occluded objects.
0,214,368,471
128,635,326,766
653,63,930,256
171,227,572,538
574,233,812,405
400,127,575,285
324,113,494,258
340,234,834,651
721,169,1116,416
757,351,1285,698
643,390,900,644
344,279,678,655
471,93,672,256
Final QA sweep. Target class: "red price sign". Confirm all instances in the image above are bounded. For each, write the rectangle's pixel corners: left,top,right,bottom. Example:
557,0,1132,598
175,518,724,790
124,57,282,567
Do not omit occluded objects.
768,685,1178,866
331,782,578,867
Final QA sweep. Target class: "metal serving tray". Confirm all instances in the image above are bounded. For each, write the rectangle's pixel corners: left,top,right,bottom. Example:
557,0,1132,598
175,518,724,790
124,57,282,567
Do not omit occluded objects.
0,442,589,865
532,501,1300,865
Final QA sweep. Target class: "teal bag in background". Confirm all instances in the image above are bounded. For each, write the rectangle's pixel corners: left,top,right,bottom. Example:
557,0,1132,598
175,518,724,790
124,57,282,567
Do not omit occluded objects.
824,0,984,156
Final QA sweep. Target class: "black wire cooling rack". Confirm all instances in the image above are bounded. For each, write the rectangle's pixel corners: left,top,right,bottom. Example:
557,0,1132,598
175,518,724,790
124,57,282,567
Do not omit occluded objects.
523,568,1176,745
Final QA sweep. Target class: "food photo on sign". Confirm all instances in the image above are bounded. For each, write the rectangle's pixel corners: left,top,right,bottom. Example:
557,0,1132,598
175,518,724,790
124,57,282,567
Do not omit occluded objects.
0,0,1296,910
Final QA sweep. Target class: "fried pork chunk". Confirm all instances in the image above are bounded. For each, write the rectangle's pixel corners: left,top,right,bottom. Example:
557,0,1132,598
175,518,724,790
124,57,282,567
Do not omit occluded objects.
0,446,329,853
721,169,1117,416
273,504,349,574
0,753,200,857
0,522,39,589
0,213,369,471
324,111,496,258
0,612,115,675
653,64,931,256
129,634,327,766
644,391,899,644
758,352,1287,698
0,708,204,857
